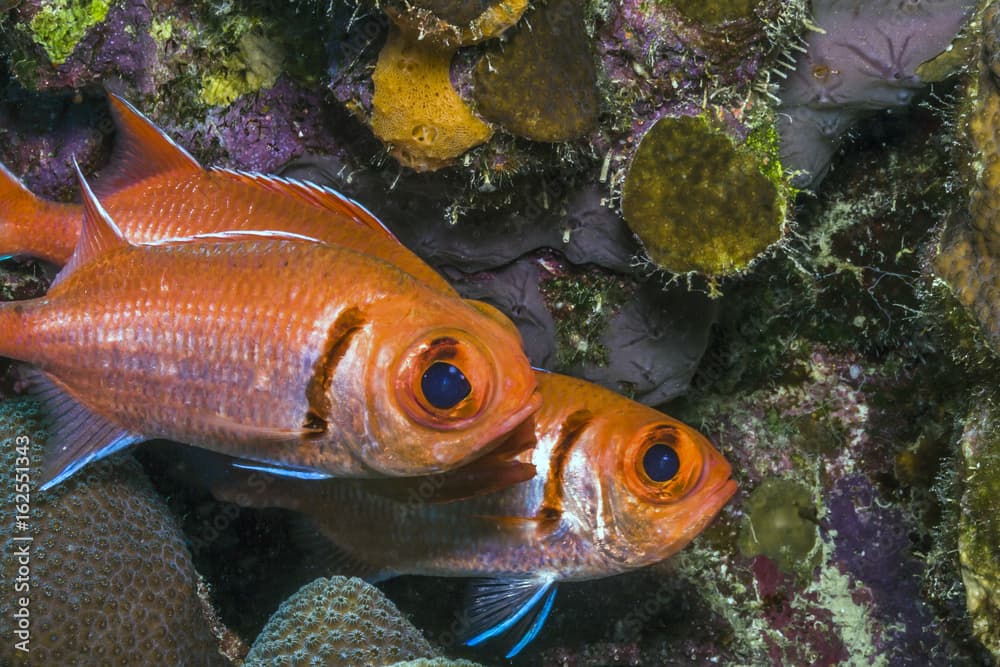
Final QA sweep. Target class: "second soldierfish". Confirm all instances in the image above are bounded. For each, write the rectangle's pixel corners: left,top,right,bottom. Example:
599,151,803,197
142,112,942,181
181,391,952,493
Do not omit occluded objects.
0,167,540,489
208,371,738,657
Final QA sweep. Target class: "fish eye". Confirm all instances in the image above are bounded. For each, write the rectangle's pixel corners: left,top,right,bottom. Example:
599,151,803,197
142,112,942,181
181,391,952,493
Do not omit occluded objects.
421,362,471,409
642,443,680,483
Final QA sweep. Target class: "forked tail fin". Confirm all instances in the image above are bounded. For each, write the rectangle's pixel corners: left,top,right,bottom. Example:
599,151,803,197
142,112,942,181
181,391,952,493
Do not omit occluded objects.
0,162,77,264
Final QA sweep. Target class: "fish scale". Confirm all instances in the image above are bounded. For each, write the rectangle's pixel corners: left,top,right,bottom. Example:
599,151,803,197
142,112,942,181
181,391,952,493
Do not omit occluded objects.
0,164,540,488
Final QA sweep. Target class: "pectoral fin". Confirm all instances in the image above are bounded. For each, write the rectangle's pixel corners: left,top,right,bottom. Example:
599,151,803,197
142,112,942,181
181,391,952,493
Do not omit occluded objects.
464,576,559,658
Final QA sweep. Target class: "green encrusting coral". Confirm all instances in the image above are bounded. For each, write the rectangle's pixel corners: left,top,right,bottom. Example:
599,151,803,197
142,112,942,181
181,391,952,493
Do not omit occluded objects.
26,0,111,65
621,114,786,278
665,0,761,25
738,478,820,578
473,0,598,142
957,400,1000,659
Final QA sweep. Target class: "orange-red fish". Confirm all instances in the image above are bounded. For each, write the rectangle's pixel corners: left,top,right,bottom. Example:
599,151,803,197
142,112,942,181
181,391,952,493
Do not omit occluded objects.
0,167,539,489
208,371,737,657
0,94,453,294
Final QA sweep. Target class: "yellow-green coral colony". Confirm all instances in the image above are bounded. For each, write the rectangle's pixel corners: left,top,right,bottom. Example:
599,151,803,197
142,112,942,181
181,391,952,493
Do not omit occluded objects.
666,0,761,25
737,478,821,578
622,114,785,276
473,0,598,142
25,0,111,65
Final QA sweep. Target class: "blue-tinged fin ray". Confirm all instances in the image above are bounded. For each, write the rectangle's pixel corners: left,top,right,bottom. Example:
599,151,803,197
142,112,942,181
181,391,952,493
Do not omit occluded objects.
506,585,557,658
464,576,559,656
25,369,143,491
231,461,333,480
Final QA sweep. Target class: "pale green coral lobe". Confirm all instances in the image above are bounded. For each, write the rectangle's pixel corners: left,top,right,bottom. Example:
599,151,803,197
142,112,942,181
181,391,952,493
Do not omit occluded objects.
27,0,111,65
621,114,785,277
738,478,821,578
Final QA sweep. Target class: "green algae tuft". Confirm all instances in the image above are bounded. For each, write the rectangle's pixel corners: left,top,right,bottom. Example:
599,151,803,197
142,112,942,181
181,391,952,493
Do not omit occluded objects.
27,0,111,65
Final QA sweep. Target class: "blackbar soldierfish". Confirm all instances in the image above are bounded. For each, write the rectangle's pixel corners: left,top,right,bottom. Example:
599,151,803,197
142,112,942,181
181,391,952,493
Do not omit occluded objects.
208,371,737,658
0,94,452,294
0,166,540,490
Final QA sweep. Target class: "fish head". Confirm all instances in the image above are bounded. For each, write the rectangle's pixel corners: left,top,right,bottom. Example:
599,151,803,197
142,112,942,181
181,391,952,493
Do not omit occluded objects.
560,389,736,570
347,294,540,476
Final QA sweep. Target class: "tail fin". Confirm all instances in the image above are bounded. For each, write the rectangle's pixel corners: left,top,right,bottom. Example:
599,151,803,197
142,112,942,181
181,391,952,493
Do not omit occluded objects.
0,162,77,264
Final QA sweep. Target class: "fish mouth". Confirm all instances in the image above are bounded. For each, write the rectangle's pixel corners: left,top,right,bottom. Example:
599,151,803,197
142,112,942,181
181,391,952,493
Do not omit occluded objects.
703,477,738,516
431,388,542,466
496,388,543,437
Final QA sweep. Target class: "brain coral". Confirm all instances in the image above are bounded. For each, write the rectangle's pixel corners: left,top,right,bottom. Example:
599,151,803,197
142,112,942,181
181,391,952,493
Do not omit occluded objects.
621,113,786,277
0,398,226,666
244,576,436,667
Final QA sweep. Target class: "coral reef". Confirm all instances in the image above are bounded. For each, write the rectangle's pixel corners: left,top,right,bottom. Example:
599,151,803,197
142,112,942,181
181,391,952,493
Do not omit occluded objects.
0,0,997,663
0,399,228,666
776,0,975,189
244,576,436,667
621,113,787,278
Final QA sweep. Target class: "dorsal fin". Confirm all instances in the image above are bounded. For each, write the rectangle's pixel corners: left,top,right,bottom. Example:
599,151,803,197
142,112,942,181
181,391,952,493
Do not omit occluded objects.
51,160,130,288
211,169,400,241
91,93,202,197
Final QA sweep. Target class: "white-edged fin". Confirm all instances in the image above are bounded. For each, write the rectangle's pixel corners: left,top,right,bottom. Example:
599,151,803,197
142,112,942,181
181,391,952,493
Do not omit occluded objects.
230,461,332,480
51,160,130,289
92,93,202,197
141,229,325,247
24,369,143,491
464,576,559,658
212,168,400,242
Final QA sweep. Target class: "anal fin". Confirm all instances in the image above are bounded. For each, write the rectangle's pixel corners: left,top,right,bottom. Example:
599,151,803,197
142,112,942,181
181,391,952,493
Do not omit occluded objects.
24,370,143,491
464,576,559,658
287,516,392,583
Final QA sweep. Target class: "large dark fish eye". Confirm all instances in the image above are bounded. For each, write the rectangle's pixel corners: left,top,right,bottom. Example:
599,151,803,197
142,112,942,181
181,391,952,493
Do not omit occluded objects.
421,361,471,409
642,443,680,483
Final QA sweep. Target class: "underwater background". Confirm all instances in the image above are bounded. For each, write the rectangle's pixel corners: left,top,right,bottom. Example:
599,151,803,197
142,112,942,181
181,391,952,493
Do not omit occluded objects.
0,0,998,665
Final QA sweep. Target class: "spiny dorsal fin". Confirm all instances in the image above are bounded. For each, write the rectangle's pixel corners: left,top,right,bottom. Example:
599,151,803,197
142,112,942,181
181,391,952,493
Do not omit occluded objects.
51,160,130,288
211,168,397,239
92,93,202,197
